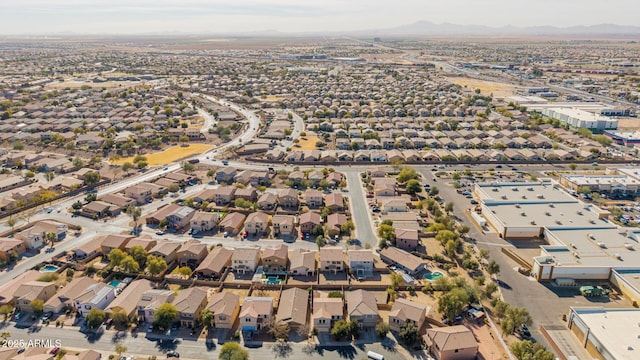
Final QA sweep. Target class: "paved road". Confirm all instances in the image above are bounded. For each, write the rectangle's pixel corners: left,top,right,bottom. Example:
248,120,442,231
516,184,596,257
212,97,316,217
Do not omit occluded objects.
345,171,378,248
197,107,216,135
2,322,411,360
281,111,306,149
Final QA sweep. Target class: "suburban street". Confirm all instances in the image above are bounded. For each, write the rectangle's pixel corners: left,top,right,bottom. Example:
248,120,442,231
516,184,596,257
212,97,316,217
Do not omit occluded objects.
344,171,378,248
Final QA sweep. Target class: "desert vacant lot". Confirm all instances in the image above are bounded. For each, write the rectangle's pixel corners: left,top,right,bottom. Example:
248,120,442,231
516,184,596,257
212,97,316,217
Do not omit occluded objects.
296,135,320,150
445,76,517,97
111,144,214,166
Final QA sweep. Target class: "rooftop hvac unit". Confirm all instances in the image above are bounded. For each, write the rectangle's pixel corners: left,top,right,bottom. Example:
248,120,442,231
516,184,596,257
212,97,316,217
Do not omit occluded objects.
527,187,534,191
501,195,507,199
556,220,562,225
589,219,596,224
492,188,499,192
598,242,606,248
573,252,580,259
549,203,555,208
577,211,583,215
522,195,527,199
545,211,551,216
625,243,635,250
530,220,536,225
571,243,577,249
616,253,622,260
512,187,518,191
538,194,545,199
515,203,520,208
521,212,526,217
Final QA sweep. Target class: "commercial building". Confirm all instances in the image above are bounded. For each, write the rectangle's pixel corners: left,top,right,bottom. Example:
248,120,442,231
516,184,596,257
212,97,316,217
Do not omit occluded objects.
567,307,640,360
540,107,618,130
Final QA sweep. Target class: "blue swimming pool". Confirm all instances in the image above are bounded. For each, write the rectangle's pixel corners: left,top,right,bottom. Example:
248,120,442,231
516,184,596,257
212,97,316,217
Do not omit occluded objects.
423,271,444,281
266,277,281,285
40,264,59,273
108,280,121,288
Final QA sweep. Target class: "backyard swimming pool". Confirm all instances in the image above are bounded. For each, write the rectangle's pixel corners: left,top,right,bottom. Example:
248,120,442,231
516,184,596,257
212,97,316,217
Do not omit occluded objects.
40,264,59,273
423,271,444,281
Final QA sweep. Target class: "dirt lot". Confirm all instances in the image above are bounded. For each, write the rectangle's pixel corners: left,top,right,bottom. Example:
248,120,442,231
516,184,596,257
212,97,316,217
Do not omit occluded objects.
445,76,517,97
617,118,640,129
221,288,250,303
468,321,509,360
111,144,215,166
296,135,320,150
251,289,281,307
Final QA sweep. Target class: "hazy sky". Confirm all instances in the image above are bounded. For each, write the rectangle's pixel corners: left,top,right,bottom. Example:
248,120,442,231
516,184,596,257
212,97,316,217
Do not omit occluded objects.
1,0,639,34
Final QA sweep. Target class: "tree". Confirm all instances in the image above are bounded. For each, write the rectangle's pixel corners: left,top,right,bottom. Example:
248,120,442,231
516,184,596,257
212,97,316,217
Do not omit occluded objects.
331,319,357,340
219,342,249,360
154,303,178,329
266,319,290,341
429,186,440,197
397,168,419,183
45,172,55,182
390,272,404,290
0,304,14,321
72,157,85,168
377,224,395,243
85,193,97,203
201,309,214,328
30,299,44,315
501,306,532,335
444,202,454,213
438,287,469,322
375,321,390,338
125,205,142,232
172,266,193,277
7,217,16,232
206,169,216,183
83,171,100,185
111,309,129,328
510,340,555,360
136,161,148,169
108,249,126,268
315,235,326,248
405,179,421,195
182,162,195,173
487,260,500,275
146,255,167,276
45,232,57,248
399,322,418,345
86,308,107,329
114,343,128,358
13,141,24,151
128,245,148,269
435,229,457,246
569,163,577,171
121,162,134,174
24,170,35,179
120,255,140,273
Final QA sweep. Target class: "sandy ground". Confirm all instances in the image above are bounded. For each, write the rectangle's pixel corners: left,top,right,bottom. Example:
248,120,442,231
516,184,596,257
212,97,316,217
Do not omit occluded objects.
47,79,140,89
445,76,517,97
111,144,215,166
616,118,640,129
296,135,320,150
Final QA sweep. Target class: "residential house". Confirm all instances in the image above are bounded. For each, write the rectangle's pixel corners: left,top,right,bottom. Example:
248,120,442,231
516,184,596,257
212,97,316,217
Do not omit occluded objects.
232,247,261,274
305,189,323,208
215,167,237,184
249,171,270,186
319,247,344,274
214,186,236,206
389,298,428,332
61,349,101,360
149,241,181,264
205,291,240,329
173,287,209,328
218,212,246,235
244,212,270,236
257,192,278,210
346,290,379,329
379,247,426,276
240,297,273,332
44,277,97,314
289,249,316,277
0,270,41,306
325,194,344,212
190,211,220,232
424,326,479,360
82,200,120,218
313,297,344,333
279,189,299,209
14,281,57,312
136,289,175,323
166,206,196,230
287,171,305,185
262,244,288,274
299,212,321,234
124,185,153,205
192,189,216,204
308,171,325,185
326,213,348,237
101,193,136,210
194,246,233,279
176,239,208,267
100,234,133,254
394,228,419,252
272,215,296,237
74,283,117,317
124,237,157,252
326,172,343,188
235,187,257,202
276,288,309,332
380,197,409,213
106,279,154,317
146,204,181,226
0,237,26,260
16,220,68,250
348,249,374,279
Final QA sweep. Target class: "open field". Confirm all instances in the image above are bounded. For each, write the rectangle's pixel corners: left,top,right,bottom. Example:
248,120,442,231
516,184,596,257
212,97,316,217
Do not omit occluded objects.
445,76,517,97
616,118,640,129
296,135,320,150
47,79,140,89
111,144,214,166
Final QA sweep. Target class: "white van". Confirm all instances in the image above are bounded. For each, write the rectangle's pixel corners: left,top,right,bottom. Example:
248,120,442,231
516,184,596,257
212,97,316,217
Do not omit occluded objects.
367,351,384,360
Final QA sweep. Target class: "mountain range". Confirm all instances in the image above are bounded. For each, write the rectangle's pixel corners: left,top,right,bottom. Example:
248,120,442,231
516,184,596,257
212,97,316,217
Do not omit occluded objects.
358,21,640,36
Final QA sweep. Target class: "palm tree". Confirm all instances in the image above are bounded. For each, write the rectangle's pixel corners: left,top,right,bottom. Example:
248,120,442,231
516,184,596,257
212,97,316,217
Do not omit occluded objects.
126,205,142,234
45,232,57,249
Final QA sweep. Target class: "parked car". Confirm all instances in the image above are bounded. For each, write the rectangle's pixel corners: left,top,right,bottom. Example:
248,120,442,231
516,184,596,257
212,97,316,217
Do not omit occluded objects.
166,351,180,358
50,347,60,355
156,231,165,235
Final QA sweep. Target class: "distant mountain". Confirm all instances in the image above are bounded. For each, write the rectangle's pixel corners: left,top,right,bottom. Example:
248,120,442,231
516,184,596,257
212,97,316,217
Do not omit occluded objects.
362,21,640,36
